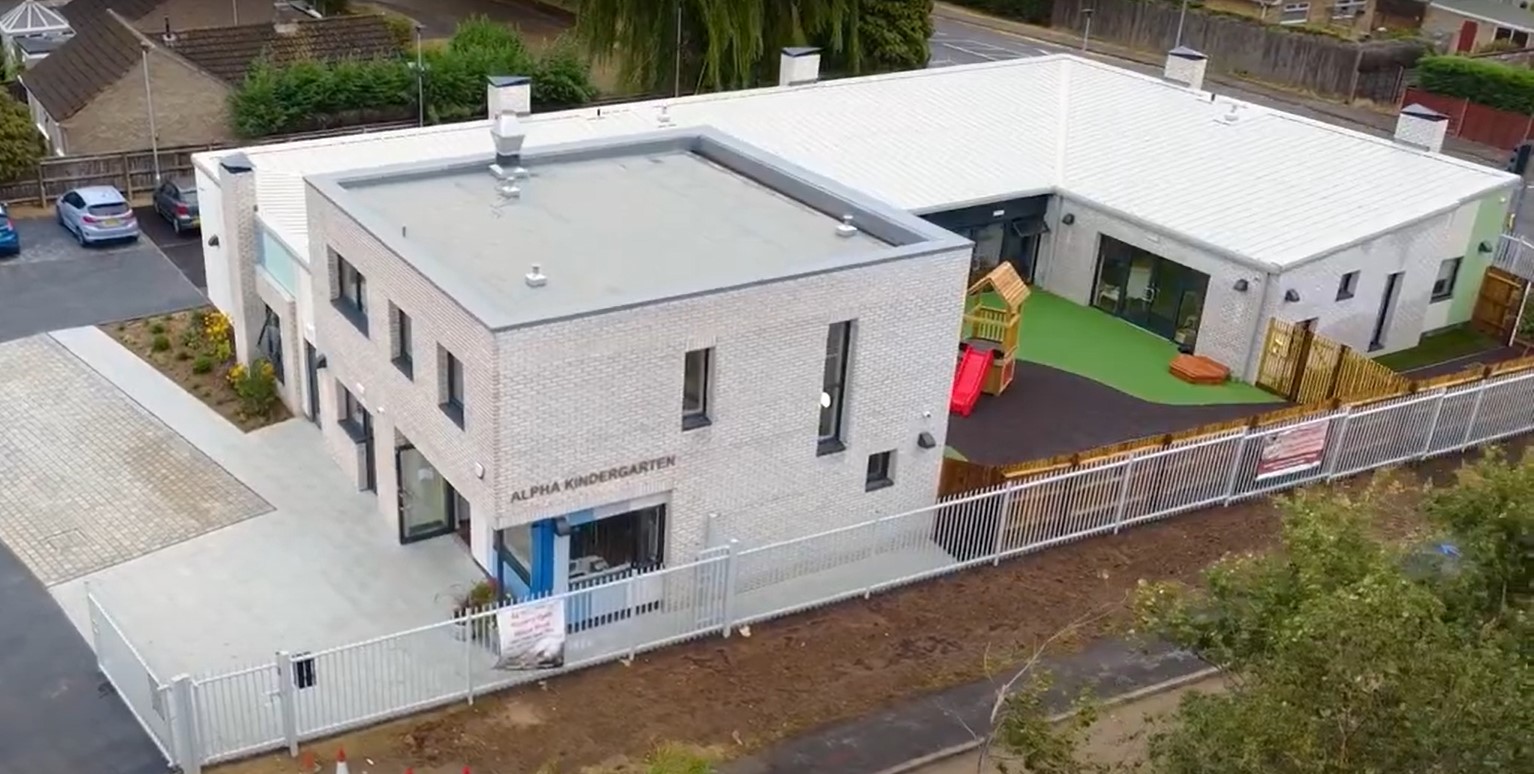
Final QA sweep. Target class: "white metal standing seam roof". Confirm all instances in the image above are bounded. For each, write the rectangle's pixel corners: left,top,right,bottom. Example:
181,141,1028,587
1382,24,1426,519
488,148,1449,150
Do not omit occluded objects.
196,54,1517,273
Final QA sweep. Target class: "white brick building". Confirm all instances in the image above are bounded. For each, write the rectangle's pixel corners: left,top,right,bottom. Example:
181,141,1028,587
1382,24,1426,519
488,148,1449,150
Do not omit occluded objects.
194,49,1517,595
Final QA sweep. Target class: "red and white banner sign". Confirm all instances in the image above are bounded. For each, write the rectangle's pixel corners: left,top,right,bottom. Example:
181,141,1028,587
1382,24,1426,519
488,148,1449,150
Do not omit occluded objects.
1254,422,1329,481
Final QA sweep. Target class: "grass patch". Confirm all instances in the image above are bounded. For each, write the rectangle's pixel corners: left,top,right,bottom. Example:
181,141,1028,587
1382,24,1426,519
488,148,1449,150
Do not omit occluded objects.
1376,326,1497,373
1007,291,1280,406
944,446,969,462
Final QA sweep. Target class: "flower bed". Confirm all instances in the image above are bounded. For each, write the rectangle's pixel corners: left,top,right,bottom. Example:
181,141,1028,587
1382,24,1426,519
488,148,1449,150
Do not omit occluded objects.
103,307,290,432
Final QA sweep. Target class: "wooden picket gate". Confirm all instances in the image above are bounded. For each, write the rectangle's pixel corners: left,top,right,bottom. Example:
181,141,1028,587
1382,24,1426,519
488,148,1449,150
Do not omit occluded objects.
1471,267,1527,343
1255,319,1409,404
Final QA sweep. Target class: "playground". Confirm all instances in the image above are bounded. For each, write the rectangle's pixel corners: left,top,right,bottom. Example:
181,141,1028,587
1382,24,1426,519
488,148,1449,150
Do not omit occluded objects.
946,267,1282,466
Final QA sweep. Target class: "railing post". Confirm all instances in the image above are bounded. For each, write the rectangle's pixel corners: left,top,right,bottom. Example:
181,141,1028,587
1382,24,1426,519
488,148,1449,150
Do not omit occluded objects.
274,651,298,756
1323,412,1352,480
1420,390,1447,459
464,606,476,705
1222,431,1249,505
1111,457,1137,534
991,484,1015,565
720,539,739,638
1461,382,1488,449
170,674,202,774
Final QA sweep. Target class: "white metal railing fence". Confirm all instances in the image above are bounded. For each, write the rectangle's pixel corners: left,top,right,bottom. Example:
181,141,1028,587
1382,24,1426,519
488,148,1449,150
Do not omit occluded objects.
91,367,1534,768
1493,232,1534,282
87,590,177,763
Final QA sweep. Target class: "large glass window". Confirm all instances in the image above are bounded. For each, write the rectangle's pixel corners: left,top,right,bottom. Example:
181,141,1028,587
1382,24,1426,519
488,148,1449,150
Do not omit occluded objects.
568,506,666,581
818,321,853,453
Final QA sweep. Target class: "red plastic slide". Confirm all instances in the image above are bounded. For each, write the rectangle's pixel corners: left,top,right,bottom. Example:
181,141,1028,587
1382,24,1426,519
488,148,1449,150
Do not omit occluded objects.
950,346,989,417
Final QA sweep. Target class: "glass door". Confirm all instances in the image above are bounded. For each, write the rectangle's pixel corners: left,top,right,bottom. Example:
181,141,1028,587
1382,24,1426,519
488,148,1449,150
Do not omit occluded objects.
396,444,454,542
1119,252,1157,328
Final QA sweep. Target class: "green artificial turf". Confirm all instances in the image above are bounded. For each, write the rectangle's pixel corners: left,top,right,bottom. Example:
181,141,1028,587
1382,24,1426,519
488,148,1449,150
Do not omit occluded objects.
1002,291,1282,406
1375,326,1496,373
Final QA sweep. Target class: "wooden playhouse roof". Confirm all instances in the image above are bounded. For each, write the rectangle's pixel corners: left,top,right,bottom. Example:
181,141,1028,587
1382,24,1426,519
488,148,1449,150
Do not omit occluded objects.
967,262,1029,309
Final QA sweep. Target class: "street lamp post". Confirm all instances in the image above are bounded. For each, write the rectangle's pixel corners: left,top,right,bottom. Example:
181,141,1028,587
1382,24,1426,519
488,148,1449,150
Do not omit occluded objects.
1175,0,1190,48
1081,9,1094,52
140,42,160,183
414,23,425,126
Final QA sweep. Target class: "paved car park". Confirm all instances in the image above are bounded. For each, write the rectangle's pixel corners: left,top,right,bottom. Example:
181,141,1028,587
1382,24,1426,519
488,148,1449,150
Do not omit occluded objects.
0,216,206,343
134,204,206,289
929,17,1068,67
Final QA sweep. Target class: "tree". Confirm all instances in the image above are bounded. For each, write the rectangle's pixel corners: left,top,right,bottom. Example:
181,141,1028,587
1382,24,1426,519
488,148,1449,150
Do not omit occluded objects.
576,0,933,94
994,459,1534,773
0,94,46,182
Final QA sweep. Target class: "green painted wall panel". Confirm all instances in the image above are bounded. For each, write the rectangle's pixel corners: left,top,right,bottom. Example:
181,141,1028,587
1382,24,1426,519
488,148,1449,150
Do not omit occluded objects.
1449,193,1514,326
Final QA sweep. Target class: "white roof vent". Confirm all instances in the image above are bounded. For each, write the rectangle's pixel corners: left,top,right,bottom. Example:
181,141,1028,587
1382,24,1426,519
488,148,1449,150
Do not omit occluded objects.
835,214,859,238
525,264,547,288
657,106,673,127
1215,103,1240,125
491,111,526,168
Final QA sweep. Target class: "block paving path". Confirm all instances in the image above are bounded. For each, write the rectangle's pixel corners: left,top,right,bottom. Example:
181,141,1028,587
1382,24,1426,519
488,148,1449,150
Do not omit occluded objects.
0,335,271,585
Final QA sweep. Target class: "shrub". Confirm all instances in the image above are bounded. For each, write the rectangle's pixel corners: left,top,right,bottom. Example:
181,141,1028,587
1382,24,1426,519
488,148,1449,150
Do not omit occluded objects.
532,36,599,108
150,334,171,352
148,322,166,334
227,359,281,418
192,355,214,374
1418,55,1534,114
180,327,201,349
174,350,191,362
202,311,234,362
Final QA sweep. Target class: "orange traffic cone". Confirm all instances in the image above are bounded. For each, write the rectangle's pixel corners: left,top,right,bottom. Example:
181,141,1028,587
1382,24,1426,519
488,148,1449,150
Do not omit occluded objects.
298,750,317,773
334,747,349,774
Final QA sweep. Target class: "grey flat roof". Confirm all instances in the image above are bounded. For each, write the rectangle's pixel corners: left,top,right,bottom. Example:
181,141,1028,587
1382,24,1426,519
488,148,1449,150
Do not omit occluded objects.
310,129,965,330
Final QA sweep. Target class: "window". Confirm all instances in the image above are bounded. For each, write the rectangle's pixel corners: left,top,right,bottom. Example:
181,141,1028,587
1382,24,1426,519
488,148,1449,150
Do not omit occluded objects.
257,305,284,383
1279,2,1310,24
339,386,368,441
391,304,413,378
334,253,368,334
440,347,465,428
1432,257,1462,302
682,348,712,430
1330,0,1365,19
498,523,533,584
817,321,853,454
866,451,894,492
1336,270,1359,301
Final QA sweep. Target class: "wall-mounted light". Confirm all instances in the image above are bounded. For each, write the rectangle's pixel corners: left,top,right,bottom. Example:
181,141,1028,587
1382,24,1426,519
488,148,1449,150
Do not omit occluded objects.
1061,213,1076,226
473,462,485,479
1233,279,1250,292
208,235,220,247
1284,289,1301,303
917,431,937,449
1478,240,1494,254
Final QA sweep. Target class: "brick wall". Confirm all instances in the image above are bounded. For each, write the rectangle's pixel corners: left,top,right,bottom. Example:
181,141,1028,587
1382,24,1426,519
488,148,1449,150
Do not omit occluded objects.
62,45,235,156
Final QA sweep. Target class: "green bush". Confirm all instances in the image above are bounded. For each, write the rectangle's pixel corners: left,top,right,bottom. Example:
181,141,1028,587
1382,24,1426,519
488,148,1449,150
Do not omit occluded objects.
148,322,166,334
192,354,215,374
229,16,593,138
1418,55,1534,114
150,334,171,352
228,359,281,418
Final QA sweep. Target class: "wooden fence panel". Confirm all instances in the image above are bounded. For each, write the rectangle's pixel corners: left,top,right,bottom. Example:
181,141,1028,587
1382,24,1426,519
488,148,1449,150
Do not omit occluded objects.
1471,267,1527,342
1255,318,1407,403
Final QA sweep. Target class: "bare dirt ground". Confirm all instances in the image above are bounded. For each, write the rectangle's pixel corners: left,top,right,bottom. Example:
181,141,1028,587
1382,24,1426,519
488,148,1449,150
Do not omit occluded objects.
215,444,1495,774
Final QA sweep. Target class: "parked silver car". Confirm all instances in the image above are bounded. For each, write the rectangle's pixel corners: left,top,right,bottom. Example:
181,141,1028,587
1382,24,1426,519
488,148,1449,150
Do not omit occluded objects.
56,185,140,246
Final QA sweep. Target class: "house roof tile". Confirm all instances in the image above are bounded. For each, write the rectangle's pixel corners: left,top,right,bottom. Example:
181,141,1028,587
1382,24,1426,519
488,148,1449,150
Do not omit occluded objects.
166,15,401,86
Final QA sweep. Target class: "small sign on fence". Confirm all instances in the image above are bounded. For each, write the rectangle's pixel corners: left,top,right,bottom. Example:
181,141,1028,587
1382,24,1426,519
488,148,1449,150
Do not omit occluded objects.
1255,421,1329,480
494,598,566,671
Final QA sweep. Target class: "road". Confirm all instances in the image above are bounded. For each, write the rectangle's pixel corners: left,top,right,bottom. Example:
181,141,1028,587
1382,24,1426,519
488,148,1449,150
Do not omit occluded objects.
929,17,1076,66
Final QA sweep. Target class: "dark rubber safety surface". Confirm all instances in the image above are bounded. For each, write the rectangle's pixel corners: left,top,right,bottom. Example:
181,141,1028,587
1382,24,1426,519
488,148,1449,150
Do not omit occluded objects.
0,540,166,774
946,362,1282,465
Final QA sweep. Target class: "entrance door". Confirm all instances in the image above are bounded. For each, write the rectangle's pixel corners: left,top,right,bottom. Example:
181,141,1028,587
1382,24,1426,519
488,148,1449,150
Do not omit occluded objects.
1371,272,1404,351
1092,236,1210,347
1457,20,1478,53
395,444,455,542
1147,262,1211,348
304,342,321,424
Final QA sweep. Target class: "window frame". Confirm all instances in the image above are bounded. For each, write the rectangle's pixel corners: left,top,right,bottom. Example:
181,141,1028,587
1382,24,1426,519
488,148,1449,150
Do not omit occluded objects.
817,321,854,455
1279,2,1310,24
333,253,369,334
338,386,368,442
1336,270,1359,301
1431,257,1462,303
391,304,413,378
441,348,465,428
257,304,284,383
865,451,894,492
682,347,712,430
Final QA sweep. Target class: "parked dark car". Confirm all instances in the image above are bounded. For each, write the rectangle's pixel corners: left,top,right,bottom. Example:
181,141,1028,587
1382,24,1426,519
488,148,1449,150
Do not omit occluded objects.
0,202,18,256
152,177,200,234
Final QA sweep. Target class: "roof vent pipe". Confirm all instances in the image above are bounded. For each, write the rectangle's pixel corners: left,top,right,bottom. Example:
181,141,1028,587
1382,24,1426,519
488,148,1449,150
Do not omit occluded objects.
490,111,526,171
486,75,532,118
836,214,858,238
779,46,822,87
525,264,547,288
1395,104,1449,154
1163,46,1208,91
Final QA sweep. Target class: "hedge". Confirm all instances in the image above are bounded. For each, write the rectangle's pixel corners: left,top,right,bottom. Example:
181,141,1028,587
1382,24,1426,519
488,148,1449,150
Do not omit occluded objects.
1418,55,1534,115
229,18,597,138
